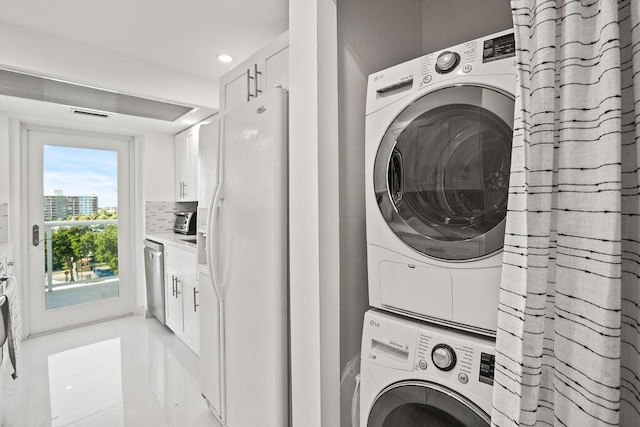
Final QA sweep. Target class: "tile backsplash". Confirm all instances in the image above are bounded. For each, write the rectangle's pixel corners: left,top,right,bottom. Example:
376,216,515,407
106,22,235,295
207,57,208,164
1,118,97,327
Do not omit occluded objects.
0,203,7,243
145,201,176,233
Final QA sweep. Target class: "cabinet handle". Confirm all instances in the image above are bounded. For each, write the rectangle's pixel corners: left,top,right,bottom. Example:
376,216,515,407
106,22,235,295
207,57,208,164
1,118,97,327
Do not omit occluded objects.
183,182,187,198
175,277,181,297
247,68,253,101
253,63,262,98
193,288,199,312
172,276,176,297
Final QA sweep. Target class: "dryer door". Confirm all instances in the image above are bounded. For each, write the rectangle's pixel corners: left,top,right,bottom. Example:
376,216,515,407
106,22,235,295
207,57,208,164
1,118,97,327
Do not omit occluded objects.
374,85,514,261
367,381,490,426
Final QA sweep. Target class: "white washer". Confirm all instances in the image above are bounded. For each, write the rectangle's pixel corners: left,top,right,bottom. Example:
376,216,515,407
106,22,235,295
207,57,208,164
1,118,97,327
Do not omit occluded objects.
365,30,517,335
360,309,495,427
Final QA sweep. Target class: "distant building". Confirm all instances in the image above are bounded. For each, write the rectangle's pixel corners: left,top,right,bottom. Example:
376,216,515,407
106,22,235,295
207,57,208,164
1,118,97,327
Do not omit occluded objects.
44,193,68,220
44,190,99,220
78,196,99,215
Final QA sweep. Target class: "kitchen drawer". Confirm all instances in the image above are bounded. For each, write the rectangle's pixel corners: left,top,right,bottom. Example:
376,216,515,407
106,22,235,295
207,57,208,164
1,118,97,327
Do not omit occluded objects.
164,245,197,279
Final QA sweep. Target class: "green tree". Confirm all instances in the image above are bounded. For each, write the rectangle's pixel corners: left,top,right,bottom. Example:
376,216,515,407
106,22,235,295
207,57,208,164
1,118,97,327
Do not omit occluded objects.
51,226,89,281
49,209,119,280
94,224,118,273
72,208,118,221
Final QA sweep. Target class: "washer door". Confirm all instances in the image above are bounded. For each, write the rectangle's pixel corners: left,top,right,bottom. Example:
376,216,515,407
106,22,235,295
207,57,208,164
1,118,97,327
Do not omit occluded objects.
374,85,514,261
368,381,490,426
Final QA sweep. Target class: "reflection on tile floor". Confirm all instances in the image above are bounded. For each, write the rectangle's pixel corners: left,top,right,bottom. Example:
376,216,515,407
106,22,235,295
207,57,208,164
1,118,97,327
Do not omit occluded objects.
1,315,222,427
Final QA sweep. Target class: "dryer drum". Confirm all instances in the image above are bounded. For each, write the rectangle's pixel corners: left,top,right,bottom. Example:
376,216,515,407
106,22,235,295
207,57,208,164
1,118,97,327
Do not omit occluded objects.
375,85,515,261
396,104,512,233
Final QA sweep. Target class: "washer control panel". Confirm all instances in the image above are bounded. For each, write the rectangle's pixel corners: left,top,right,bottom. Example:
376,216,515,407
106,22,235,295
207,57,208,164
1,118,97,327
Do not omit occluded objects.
435,51,460,74
431,344,457,371
482,32,516,63
479,352,495,385
362,310,496,402
417,331,475,380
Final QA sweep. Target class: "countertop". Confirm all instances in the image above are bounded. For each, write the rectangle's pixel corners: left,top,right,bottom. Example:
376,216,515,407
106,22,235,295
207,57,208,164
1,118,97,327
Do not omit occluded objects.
145,232,197,254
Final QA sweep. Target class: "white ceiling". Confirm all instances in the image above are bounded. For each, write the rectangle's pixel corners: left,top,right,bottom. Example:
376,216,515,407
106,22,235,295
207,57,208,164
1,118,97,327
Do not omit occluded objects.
0,0,289,80
0,0,288,133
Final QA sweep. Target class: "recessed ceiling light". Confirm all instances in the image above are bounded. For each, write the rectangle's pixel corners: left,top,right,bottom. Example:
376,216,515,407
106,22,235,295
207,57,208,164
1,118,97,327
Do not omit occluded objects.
217,54,233,63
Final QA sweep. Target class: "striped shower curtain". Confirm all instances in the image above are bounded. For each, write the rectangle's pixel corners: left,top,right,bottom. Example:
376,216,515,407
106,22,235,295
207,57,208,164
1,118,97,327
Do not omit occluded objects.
491,0,640,426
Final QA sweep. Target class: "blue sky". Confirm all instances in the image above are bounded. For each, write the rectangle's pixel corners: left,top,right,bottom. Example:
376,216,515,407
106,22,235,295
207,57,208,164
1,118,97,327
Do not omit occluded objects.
43,145,118,208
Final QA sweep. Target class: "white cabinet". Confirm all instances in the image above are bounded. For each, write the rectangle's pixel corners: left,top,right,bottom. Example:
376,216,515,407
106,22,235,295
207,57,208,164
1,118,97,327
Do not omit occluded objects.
175,125,199,201
220,32,289,113
164,245,200,355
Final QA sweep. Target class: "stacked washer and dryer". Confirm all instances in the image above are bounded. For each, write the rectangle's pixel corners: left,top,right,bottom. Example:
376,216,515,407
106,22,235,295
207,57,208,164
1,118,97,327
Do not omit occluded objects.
360,29,517,426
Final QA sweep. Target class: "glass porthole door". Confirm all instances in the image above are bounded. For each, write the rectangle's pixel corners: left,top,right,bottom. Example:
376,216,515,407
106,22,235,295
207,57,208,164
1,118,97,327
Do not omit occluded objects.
368,381,490,426
374,85,514,261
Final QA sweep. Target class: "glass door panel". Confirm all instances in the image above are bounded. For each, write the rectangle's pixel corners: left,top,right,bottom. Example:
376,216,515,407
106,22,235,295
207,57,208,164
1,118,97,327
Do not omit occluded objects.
43,145,120,309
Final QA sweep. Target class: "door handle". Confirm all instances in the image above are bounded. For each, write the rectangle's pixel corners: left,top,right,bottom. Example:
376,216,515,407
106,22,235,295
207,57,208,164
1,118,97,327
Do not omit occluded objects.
172,276,177,297
175,277,181,297
32,224,40,246
193,288,199,312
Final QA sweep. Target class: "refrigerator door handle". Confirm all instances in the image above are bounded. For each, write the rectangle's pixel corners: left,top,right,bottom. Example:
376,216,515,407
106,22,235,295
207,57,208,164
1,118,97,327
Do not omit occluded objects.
206,183,225,301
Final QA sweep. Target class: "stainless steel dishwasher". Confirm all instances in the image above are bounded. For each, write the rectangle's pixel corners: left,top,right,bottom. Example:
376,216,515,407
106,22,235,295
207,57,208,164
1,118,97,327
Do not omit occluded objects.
144,239,165,325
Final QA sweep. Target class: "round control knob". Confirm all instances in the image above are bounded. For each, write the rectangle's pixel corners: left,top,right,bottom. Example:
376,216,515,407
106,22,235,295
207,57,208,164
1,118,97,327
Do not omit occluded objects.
435,51,460,74
431,344,457,371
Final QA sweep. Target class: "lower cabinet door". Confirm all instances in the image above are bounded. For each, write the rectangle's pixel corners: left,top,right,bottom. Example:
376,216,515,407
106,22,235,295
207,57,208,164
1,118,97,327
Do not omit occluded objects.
182,277,200,355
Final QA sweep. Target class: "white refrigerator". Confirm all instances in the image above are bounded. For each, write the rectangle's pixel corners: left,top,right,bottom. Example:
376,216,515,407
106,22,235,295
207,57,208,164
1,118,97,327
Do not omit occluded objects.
200,86,289,427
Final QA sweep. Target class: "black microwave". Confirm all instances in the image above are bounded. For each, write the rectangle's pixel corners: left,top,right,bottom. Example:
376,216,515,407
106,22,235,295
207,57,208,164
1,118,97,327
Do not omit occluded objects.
173,211,197,235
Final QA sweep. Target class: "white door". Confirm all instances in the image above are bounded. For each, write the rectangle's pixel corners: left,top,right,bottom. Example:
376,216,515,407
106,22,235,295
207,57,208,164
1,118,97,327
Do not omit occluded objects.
26,127,135,334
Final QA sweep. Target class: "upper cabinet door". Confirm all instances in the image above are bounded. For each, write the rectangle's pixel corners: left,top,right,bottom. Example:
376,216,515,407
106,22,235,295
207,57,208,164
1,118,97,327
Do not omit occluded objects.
174,125,200,202
222,70,251,113
219,31,289,114
263,44,289,93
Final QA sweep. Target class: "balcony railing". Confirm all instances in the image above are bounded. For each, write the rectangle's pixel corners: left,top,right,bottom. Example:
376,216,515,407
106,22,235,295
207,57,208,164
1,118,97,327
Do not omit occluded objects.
44,219,119,309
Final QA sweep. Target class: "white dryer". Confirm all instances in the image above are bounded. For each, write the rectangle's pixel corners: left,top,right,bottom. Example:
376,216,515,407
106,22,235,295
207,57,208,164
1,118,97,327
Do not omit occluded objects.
360,309,495,426
365,30,517,335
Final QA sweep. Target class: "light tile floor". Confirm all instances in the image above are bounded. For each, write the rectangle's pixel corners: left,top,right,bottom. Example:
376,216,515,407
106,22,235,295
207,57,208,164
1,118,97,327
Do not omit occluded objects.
1,315,223,427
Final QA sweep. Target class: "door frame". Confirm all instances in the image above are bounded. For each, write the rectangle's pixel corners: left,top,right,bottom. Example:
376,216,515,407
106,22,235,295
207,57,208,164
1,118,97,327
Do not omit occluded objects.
15,123,140,336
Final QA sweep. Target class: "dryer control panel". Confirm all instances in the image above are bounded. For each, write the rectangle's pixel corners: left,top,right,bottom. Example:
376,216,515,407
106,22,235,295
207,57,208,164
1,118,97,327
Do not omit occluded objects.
365,28,517,116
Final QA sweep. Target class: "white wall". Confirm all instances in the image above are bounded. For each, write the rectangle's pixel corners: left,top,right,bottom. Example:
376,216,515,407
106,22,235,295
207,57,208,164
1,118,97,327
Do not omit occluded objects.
421,1,513,53
142,133,175,201
336,2,424,425
0,115,9,204
289,1,340,426
336,1,512,425
0,22,219,109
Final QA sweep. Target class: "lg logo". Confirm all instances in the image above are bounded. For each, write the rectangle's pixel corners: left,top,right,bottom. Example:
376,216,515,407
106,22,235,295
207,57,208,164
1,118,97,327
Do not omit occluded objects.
370,320,380,327
373,73,384,82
